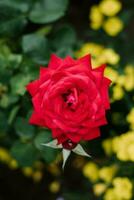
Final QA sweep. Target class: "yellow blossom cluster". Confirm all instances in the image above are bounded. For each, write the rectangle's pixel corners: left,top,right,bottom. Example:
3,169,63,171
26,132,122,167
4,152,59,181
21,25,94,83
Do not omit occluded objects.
112,131,134,161
75,42,120,67
0,147,45,182
127,108,134,130
93,183,107,196
104,177,133,200
0,146,62,184
102,130,134,161
99,165,118,183
76,42,133,104
105,64,134,101
89,0,123,36
87,163,133,199
49,181,60,193
75,42,133,103
0,147,18,169
102,138,113,156
83,161,133,199
83,162,99,182
22,161,44,182
83,161,118,183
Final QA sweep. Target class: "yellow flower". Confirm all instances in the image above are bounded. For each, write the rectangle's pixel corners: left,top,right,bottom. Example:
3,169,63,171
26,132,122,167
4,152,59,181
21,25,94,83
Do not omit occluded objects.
102,138,113,156
125,65,134,74
83,162,99,182
90,6,104,29
104,67,118,83
113,177,133,200
75,43,120,69
98,48,120,65
8,159,18,170
116,146,129,161
91,58,101,68
22,167,33,177
0,147,11,163
127,108,134,130
104,188,119,200
116,75,126,86
112,85,124,100
49,181,60,193
99,165,117,183
75,43,104,59
128,144,134,161
124,65,134,91
103,17,124,36
48,163,60,176
124,76,134,91
32,170,43,182
90,21,102,30
112,136,121,152
93,183,107,196
112,131,134,161
99,0,122,16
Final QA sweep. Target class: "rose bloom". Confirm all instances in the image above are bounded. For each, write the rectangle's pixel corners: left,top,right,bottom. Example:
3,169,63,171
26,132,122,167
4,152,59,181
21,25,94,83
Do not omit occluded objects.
26,54,111,149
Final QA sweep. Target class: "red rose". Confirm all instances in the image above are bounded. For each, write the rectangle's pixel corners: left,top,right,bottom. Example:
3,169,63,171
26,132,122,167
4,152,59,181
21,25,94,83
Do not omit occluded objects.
26,54,111,145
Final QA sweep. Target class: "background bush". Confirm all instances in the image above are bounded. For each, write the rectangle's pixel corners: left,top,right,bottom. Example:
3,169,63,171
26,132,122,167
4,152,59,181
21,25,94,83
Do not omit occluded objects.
0,0,134,199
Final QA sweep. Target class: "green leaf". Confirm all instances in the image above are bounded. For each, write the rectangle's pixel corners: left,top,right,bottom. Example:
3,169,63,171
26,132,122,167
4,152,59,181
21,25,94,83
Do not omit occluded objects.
11,141,39,166
0,0,33,12
0,4,27,37
41,146,59,163
14,117,35,140
8,54,22,69
51,25,76,57
22,33,50,64
34,131,58,163
29,0,69,24
8,105,20,125
34,130,52,150
36,25,52,36
52,25,76,49
0,94,10,108
0,112,8,136
56,47,74,58
10,74,32,95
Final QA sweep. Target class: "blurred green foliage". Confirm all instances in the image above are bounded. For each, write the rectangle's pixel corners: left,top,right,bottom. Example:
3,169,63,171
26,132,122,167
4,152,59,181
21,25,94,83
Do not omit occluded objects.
0,0,134,199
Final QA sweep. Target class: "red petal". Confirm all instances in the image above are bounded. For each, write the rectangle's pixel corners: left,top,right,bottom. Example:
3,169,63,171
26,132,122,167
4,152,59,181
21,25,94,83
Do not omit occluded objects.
77,54,92,69
39,67,48,78
65,132,81,143
82,116,107,128
63,56,76,65
26,80,39,96
93,64,106,74
32,93,42,113
52,128,62,138
82,128,100,140
100,78,111,109
92,64,106,88
29,112,46,127
104,77,112,86
48,54,62,69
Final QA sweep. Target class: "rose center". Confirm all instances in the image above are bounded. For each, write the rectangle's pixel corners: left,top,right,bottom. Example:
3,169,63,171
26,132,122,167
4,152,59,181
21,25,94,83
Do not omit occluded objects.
62,88,78,110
